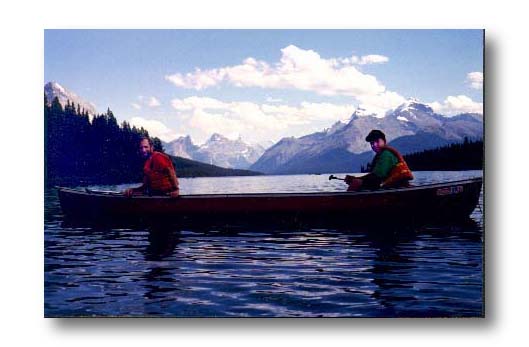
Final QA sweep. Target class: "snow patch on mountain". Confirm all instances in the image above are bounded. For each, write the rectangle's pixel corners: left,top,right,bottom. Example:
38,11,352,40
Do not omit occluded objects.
250,99,483,174
164,133,267,169
44,81,97,116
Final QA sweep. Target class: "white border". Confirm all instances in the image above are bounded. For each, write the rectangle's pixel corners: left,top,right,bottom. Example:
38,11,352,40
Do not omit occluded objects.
1,0,525,346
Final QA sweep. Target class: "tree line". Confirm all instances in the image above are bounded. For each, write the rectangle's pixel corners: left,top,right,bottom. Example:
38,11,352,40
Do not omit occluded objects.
45,95,165,186
45,96,259,187
361,138,484,172
403,138,483,171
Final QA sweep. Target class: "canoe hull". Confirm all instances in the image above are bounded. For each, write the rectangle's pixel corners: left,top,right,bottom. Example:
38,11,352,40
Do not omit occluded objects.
58,178,482,227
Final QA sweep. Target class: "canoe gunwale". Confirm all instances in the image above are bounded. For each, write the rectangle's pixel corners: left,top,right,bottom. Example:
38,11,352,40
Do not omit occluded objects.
57,177,483,227
57,177,482,200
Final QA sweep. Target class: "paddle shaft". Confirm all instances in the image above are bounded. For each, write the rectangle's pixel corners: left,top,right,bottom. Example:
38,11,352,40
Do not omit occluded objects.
328,175,346,181
85,188,123,196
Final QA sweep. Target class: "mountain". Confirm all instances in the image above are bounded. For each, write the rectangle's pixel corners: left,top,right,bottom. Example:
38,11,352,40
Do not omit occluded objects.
250,99,483,174
45,88,262,187
44,81,97,116
164,133,266,169
164,135,199,160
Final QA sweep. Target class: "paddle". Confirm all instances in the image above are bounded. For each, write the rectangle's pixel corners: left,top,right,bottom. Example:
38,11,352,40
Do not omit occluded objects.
85,188,178,198
328,175,345,181
85,188,124,196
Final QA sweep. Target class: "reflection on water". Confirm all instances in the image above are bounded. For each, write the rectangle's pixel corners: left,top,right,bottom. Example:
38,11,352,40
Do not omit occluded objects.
45,171,483,317
104,170,483,195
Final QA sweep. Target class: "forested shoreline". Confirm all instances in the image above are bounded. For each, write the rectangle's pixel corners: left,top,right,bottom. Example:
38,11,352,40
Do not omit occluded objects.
361,138,483,172
44,96,259,187
404,138,483,171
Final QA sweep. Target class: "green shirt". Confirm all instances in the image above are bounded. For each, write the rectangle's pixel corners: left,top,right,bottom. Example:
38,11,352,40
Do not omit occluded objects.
371,149,398,178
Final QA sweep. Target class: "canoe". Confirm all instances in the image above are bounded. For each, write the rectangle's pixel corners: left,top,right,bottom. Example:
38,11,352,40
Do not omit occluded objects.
57,177,483,227
58,178,483,227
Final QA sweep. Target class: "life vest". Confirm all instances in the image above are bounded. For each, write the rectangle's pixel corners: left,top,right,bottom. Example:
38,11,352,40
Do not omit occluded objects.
143,151,178,193
378,146,414,188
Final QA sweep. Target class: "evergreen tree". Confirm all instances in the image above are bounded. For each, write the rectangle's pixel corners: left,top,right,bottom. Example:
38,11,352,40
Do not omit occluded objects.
153,137,164,152
50,96,63,114
44,97,258,186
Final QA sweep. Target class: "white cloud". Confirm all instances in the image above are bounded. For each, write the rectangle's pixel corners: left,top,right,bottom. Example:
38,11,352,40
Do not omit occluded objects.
429,95,483,116
129,116,182,142
357,91,407,117
135,95,162,108
171,96,228,111
147,96,161,107
355,54,390,65
165,68,225,90
466,71,483,89
265,97,283,103
164,46,402,117
170,96,355,144
165,45,390,99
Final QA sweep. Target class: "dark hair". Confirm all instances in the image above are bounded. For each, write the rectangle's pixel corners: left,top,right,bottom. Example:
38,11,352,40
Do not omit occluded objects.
365,129,386,143
139,137,153,146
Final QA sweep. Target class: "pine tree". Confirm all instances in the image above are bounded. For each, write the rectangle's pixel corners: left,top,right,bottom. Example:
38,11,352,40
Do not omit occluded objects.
153,137,164,152
51,96,63,114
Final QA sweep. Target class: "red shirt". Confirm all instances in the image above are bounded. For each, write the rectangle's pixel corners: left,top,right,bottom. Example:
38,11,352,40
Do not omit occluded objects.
143,152,178,193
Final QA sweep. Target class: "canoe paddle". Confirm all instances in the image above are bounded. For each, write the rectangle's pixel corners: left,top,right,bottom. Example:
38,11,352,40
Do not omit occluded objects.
328,175,345,181
85,188,124,196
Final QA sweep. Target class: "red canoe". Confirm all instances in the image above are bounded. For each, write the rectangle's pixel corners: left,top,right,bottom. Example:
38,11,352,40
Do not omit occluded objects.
57,177,483,227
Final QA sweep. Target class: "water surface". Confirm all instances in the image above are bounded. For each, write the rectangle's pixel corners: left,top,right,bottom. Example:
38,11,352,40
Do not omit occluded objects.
45,171,483,317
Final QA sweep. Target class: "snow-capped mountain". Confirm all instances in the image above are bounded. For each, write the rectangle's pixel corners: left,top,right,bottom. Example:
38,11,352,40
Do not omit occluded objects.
164,135,199,160
44,81,97,116
250,99,483,174
164,133,266,169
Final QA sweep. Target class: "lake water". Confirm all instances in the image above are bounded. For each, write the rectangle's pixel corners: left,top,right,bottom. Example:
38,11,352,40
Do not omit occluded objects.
45,171,484,317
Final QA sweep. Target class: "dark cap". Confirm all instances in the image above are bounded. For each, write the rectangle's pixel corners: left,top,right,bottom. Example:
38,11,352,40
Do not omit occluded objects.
365,129,386,143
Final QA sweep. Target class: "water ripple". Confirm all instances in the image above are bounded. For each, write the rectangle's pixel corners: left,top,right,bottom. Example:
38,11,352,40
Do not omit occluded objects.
45,171,483,317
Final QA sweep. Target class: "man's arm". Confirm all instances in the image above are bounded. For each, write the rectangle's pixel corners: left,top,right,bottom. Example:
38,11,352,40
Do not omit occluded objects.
166,166,180,197
123,176,147,197
360,173,383,189
360,151,398,190
158,154,179,197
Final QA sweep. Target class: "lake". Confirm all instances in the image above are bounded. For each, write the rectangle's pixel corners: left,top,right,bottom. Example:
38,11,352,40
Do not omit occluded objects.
44,171,484,317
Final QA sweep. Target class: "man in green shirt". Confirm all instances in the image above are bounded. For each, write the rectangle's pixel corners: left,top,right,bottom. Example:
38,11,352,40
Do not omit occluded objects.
346,130,413,190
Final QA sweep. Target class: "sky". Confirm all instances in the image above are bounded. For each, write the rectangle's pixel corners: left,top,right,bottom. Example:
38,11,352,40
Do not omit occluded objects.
44,29,483,146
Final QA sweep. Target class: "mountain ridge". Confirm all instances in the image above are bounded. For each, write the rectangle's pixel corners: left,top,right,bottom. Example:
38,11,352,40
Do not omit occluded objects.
250,100,483,174
44,81,97,116
164,133,265,169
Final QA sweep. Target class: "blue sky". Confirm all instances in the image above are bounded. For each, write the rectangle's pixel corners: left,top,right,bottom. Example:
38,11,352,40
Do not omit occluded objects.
45,29,483,145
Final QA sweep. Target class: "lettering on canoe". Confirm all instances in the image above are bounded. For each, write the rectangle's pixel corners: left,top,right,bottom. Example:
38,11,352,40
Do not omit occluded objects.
436,185,464,196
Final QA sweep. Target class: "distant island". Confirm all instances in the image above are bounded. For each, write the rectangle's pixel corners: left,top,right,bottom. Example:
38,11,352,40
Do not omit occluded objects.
45,96,261,187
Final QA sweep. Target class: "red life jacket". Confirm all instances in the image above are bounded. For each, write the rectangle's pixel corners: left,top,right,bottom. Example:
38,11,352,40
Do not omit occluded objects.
379,146,414,188
143,151,178,193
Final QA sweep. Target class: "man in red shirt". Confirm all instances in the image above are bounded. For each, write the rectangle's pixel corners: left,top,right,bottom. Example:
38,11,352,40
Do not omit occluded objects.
123,137,180,197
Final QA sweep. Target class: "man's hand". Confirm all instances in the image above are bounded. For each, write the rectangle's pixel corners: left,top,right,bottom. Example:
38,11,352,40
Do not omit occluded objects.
344,175,356,185
168,189,180,198
346,176,363,192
